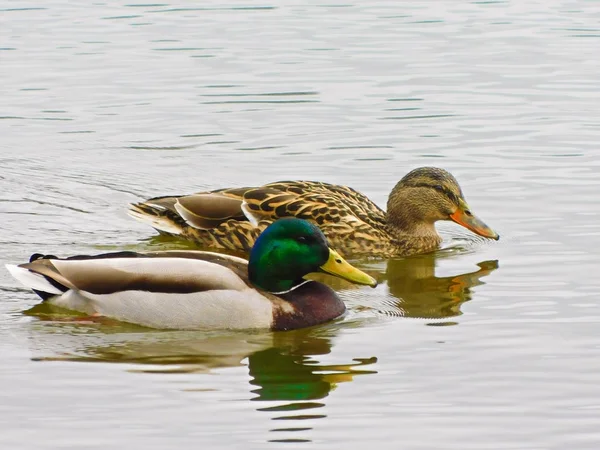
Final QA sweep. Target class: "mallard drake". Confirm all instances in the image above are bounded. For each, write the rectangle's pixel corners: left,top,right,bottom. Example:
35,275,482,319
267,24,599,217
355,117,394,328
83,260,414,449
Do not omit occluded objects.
6,218,377,331
129,167,499,258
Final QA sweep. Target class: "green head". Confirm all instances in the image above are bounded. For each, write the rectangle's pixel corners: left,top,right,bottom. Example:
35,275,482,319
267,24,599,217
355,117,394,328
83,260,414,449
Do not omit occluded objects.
248,218,377,293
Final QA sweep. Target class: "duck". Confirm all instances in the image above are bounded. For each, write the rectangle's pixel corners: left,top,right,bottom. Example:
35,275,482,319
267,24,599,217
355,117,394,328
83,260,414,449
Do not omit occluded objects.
6,218,377,331
128,167,499,258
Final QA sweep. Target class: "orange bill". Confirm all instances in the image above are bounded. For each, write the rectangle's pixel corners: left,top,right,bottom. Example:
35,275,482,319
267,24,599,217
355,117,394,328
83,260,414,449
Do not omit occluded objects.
449,207,499,240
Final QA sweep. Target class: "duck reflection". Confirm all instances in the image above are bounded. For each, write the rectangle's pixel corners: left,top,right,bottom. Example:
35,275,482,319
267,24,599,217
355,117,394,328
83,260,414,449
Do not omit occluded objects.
322,253,498,320
248,329,376,403
23,312,377,443
383,254,498,319
247,328,377,442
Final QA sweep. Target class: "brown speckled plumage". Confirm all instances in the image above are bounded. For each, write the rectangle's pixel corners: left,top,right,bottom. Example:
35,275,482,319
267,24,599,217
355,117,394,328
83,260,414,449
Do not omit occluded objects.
129,167,498,258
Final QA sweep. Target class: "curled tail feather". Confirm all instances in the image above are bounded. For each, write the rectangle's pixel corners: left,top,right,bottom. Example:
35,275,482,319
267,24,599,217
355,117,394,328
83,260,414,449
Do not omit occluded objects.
128,201,187,235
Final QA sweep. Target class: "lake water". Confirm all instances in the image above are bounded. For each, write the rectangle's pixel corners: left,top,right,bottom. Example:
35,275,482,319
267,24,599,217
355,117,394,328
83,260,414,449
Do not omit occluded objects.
2,1,600,448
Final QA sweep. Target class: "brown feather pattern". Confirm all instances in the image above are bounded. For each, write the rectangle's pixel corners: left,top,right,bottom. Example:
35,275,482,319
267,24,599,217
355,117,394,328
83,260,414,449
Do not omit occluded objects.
129,167,496,258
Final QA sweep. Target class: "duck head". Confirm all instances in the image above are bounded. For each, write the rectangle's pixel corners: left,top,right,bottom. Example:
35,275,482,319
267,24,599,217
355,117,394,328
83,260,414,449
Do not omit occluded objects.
249,218,377,293
386,167,499,240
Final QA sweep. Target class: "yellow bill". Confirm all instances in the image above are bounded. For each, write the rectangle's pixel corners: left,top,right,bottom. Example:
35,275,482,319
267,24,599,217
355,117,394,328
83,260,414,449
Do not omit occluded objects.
317,248,377,287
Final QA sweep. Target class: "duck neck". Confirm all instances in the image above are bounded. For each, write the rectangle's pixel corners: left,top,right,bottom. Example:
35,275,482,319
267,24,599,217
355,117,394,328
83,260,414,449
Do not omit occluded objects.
386,219,441,242
249,265,302,294
248,246,307,294
385,190,443,250
386,221,442,255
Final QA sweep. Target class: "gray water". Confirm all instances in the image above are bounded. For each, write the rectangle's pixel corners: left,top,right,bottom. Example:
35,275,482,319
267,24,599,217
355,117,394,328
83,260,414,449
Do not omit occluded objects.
2,1,600,448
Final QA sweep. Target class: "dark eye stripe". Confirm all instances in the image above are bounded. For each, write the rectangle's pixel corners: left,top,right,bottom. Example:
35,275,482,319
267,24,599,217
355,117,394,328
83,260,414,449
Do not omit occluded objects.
408,182,460,205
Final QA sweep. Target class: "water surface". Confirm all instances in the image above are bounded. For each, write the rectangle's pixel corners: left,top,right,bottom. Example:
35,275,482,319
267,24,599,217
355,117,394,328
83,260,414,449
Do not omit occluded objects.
2,1,600,448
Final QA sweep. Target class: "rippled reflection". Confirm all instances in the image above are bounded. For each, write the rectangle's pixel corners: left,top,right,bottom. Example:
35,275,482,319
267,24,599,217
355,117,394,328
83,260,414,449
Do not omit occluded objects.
312,252,498,321
22,316,377,443
248,329,377,442
383,254,499,319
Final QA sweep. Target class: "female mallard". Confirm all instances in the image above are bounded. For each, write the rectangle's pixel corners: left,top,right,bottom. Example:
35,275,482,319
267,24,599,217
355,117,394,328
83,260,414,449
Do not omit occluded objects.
129,167,499,258
6,218,376,331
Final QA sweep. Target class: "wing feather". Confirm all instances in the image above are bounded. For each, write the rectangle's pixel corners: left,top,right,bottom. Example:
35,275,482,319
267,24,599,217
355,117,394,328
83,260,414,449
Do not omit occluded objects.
15,253,249,296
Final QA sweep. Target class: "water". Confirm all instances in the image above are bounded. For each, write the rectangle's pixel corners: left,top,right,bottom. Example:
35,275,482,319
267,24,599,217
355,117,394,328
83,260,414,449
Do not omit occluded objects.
2,1,600,448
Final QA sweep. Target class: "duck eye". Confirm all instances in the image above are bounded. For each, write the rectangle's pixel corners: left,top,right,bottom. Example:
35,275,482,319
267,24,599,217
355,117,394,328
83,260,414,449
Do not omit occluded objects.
464,210,472,217
297,236,308,243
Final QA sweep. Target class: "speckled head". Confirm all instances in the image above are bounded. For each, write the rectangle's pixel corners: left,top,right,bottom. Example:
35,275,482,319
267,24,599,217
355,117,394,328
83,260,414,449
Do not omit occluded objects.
387,167,499,240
